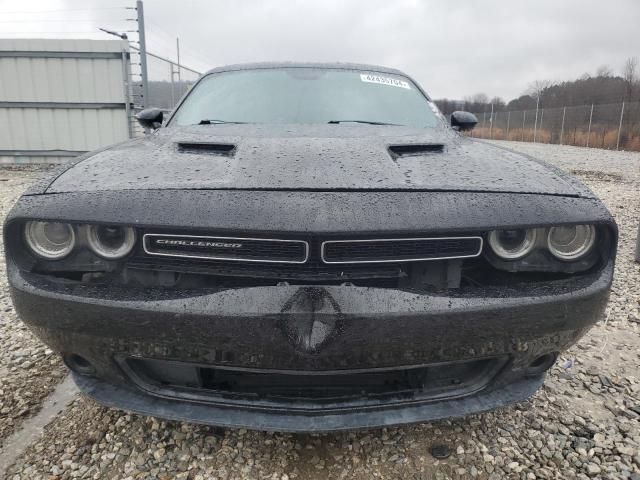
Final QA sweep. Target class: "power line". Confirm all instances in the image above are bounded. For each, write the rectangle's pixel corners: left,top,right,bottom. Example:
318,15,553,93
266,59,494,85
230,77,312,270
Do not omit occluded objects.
140,28,209,73
144,18,212,69
0,7,131,14
0,19,134,23
0,31,114,34
145,29,179,55
0,4,134,38
130,45,201,75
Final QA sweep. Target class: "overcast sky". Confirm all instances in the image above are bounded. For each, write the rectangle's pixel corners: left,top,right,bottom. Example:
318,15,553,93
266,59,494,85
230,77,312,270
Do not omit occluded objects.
1,0,638,100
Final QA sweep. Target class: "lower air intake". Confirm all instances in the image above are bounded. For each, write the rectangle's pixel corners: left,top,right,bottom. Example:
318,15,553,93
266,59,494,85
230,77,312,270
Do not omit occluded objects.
124,356,506,406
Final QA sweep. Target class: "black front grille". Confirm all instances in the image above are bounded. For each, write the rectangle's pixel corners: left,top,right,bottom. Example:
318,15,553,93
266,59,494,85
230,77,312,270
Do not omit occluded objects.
143,234,308,264
322,237,483,264
132,231,483,287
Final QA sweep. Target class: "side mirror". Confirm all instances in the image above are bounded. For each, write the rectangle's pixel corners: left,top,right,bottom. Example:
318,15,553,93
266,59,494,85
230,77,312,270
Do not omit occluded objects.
450,111,478,131
136,108,164,130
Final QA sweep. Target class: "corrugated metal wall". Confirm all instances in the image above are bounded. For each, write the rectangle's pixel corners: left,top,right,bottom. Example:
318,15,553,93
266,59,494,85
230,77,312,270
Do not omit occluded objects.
0,38,132,164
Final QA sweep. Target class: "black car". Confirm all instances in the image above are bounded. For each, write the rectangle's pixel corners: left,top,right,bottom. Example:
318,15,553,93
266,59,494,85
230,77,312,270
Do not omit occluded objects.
4,63,616,432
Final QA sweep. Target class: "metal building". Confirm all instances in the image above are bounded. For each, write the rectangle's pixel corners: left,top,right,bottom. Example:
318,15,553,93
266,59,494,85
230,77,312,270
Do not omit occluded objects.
0,38,133,164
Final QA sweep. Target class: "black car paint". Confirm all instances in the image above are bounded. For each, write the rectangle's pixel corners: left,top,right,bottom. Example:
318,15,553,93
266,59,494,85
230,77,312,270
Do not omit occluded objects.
4,62,616,431
5,189,612,235
7,258,612,431
41,125,588,196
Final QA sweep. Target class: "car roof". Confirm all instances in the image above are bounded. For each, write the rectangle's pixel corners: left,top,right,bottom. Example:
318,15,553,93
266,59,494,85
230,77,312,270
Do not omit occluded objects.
203,62,408,77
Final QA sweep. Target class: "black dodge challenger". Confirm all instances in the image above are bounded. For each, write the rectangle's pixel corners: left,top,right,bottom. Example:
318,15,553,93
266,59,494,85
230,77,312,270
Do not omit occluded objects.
5,63,616,431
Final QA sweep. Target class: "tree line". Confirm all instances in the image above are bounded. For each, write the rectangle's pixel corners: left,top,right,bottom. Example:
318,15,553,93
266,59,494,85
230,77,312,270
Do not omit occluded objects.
435,57,639,115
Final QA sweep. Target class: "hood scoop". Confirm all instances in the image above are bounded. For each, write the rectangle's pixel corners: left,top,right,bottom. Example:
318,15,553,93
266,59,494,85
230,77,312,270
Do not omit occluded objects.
176,142,236,156
388,143,445,158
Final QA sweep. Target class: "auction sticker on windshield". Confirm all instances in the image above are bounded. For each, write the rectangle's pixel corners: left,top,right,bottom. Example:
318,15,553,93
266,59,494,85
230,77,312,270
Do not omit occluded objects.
360,73,411,89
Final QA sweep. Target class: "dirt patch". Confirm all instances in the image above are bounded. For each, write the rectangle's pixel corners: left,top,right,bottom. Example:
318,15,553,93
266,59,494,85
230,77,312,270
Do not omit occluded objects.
570,169,626,183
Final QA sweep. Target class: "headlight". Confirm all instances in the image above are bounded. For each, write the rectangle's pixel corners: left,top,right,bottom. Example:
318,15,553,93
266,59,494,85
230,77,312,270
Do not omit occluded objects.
488,228,537,260
87,225,136,259
24,221,75,259
547,224,596,260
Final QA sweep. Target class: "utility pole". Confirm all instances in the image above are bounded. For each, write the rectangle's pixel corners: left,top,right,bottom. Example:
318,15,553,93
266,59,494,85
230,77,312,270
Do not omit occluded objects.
176,37,181,85
533,95,539,143
586,103,594,147
137,0,149,108
489,103,494,139
616,102,625,150
169,38,182,107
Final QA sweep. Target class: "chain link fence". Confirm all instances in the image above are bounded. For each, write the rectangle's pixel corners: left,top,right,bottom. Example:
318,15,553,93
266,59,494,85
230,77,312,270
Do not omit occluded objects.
469,101,640,151
127,46,202,136
144,52,201,110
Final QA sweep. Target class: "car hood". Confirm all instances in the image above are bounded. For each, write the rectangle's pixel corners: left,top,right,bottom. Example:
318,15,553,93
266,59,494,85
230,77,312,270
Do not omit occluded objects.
45,124,587,197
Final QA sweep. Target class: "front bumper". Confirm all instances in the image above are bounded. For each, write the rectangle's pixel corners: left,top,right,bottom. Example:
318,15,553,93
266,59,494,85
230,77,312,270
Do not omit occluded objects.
73,373,543,432
9,261,612,431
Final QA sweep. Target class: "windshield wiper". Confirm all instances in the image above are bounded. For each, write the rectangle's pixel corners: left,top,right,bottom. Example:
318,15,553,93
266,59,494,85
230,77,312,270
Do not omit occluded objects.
198,119,247,125
327,120,402,126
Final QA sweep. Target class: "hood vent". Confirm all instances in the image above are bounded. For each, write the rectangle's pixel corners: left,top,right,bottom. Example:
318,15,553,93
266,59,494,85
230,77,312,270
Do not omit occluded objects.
176,142,236,156
388,144,445,158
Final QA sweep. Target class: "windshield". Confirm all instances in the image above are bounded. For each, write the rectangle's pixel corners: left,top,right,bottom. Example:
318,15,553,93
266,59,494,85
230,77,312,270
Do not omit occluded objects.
170,68,441,128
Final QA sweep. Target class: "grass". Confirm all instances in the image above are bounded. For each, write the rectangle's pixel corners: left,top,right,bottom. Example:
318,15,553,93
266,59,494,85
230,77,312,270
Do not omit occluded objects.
469,126,640,151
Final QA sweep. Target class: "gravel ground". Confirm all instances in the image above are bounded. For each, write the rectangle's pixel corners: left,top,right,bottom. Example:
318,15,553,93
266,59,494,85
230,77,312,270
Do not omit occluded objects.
1,142,640,479
489,141,640,183
0,167,67,447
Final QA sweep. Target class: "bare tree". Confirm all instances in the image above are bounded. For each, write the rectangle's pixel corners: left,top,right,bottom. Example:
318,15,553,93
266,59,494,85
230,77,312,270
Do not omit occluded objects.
525,80,553,142
490,96,506,109
526,80,553,103
466,93,489,104
461,93,490,113
622,56,638,100
596,65,613,77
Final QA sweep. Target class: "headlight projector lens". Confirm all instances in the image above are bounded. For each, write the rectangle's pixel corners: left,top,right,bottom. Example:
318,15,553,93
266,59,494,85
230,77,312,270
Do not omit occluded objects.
24,221,75,259
488,229,537,260
547,224,596,260
88,225,136,259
